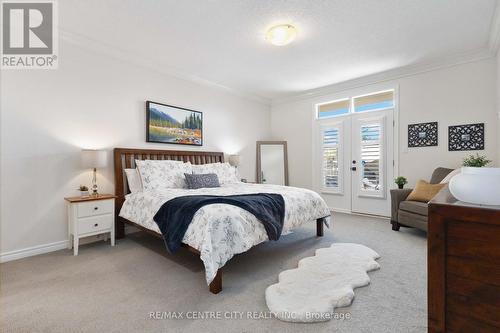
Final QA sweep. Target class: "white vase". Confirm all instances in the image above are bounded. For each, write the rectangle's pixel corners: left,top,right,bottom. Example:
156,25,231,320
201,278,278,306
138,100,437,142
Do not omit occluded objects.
449,167,500,205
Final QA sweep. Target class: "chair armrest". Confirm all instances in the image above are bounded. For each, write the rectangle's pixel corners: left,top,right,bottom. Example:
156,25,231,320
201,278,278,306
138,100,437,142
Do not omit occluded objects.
390,188,413,221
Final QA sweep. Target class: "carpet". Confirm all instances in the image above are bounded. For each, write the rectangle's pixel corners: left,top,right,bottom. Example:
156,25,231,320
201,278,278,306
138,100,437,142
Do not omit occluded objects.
266,243,380,322
0,213,427,333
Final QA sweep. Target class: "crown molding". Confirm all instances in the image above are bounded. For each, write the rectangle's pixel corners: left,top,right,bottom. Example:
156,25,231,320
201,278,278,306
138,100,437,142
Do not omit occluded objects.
271,47,494,106
489,0,500,53
59,29,494,108
59,29,271,106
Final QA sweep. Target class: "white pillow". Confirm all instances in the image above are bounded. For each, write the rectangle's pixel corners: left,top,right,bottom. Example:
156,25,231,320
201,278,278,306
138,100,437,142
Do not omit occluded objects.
219,162,240,184
440,168,461,184
192,162,220,174
125,168,143,193
135,160,192,190
192,162,239,185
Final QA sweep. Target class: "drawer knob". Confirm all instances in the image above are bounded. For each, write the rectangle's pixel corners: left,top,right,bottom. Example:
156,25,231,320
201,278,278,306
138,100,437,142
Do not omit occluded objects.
94,223,98,227
94,207,98,210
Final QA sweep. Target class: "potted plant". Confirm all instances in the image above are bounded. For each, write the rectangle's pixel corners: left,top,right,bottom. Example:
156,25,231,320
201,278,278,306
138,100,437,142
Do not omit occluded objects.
449,154,500,205
78,185,89,197
394,176,408,189
462,153,491,167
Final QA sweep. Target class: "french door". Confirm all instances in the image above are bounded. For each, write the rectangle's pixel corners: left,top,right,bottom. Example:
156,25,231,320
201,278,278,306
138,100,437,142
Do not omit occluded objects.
318,109,394,217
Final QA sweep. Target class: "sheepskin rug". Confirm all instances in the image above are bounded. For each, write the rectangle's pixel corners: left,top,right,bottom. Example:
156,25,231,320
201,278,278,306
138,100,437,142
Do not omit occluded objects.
265,243,380,322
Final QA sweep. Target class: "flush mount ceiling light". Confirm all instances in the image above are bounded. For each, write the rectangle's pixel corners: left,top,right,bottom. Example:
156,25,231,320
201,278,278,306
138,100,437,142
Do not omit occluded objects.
265,24,297,46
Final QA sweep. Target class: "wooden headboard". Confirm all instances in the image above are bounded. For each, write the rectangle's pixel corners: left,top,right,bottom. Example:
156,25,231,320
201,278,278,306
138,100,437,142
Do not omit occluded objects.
114,147,224,198
113,148,224,236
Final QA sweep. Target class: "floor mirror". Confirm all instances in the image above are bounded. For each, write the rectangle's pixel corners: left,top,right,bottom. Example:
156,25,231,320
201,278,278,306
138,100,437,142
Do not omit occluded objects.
256,141,289,186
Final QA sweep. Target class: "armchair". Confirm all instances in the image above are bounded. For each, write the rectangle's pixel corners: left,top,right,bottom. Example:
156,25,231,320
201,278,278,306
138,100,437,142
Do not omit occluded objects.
390,167,453,232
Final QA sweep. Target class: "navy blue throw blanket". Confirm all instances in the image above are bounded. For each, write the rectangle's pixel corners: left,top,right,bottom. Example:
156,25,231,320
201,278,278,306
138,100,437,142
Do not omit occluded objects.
153,193,285,253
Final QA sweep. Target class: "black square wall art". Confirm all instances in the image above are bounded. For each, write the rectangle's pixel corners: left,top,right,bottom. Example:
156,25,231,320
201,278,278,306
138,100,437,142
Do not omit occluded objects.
408,122,438,147
448,123,484,151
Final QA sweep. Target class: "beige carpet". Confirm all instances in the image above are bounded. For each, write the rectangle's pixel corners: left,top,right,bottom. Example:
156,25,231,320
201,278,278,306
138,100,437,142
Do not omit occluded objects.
1,213,427,333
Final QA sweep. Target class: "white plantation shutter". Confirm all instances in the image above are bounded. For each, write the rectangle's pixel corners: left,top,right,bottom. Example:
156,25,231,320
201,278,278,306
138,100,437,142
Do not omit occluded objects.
321,127,342,191
360,123,383,192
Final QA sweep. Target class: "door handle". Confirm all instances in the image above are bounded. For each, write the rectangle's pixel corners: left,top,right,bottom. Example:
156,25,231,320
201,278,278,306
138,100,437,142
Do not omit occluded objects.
351,167,357,171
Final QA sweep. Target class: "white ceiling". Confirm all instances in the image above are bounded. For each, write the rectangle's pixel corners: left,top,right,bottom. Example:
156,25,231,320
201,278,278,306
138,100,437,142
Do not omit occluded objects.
60,0,497,102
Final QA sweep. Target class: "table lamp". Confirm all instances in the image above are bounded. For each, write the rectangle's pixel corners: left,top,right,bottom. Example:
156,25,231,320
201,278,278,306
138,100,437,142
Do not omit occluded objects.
228,154,240,168
81,149,107,196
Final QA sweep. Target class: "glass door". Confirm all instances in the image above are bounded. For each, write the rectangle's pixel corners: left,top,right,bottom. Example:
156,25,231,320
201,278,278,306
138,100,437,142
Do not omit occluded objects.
351,110,393,216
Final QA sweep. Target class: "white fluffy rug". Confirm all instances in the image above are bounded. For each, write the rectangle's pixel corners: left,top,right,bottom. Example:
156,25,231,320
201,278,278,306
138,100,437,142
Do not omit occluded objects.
265,243,380,322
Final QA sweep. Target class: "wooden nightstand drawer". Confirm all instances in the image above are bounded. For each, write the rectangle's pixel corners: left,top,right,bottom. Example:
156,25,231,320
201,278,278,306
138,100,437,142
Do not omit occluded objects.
65,194,116,256
78,214,113,234
77,199,113,218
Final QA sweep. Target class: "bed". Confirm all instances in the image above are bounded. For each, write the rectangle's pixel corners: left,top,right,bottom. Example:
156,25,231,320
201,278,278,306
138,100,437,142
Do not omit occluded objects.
114,148,330,294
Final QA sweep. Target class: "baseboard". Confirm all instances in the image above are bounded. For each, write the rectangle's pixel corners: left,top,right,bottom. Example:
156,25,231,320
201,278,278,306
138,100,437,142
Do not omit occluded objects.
0,226,140,263
349,211,390,220
330,207,390,220
330,207,352,214
0,240,69,263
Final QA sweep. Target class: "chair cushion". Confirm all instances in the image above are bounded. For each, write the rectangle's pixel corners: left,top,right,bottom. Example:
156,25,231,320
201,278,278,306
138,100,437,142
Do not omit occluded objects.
399,200,428,216
440,168,460,184
398,209,428,231
406,180,446,202
430,167,454,184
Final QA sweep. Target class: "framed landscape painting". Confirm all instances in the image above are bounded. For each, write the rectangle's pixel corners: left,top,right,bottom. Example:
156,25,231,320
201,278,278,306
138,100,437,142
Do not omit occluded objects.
146,101,203,146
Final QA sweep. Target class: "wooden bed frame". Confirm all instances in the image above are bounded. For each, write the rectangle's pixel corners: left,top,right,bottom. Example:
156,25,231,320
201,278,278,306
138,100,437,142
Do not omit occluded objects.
114,147,325,294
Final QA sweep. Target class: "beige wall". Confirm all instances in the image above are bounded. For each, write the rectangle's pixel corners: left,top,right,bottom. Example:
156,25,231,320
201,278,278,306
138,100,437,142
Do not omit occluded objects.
1,44,498,259
0,41,271,256
271,58,498,192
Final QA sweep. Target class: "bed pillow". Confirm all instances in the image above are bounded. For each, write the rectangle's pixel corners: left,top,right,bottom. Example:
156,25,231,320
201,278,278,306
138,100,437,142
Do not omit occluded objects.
184,173,220,189
136,160,192,190
124,168,142,193
406,180,446,202
191,162,220,174
218,162,240,184
192,162,239,185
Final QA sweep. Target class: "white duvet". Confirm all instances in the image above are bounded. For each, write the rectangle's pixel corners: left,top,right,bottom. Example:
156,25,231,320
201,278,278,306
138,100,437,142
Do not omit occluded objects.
119,183,330,284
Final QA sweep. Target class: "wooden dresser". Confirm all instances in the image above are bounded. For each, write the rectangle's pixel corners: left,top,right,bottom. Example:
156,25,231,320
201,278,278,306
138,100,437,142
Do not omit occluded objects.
428,187,500,333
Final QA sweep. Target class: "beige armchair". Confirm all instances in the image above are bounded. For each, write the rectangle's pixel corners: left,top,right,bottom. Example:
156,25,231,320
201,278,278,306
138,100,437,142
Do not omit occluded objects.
390,167,453,232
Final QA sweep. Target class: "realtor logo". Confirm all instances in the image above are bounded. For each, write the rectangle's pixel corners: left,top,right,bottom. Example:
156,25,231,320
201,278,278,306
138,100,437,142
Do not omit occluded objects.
1,1,58,69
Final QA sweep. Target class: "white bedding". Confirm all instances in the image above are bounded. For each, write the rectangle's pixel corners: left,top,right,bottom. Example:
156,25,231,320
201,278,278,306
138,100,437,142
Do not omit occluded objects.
119,183,330,284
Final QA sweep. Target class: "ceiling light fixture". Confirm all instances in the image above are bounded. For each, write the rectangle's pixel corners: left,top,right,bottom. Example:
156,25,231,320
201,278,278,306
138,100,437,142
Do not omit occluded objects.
265,24,297,46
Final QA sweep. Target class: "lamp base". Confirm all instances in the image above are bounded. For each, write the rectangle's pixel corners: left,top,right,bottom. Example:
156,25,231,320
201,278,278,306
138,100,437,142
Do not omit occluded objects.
91,168,99,197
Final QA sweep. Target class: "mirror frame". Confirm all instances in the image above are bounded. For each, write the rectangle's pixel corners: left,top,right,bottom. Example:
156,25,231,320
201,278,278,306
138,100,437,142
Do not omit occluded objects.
256,141,289,186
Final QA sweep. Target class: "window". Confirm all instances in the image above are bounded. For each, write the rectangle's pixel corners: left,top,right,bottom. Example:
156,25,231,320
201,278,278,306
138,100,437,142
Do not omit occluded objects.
316,89,394,118
353,90,394,113
321,127,341,191
360,123,382,192
317,99,350,119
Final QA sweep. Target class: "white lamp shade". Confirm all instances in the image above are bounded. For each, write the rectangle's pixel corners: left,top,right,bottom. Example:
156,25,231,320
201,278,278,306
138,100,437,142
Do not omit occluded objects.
228,154,240,167
449,167,500,205
81,149,108,169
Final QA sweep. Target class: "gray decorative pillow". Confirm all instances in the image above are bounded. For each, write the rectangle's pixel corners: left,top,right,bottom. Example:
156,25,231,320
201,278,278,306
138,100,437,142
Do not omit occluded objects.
184,173,220,189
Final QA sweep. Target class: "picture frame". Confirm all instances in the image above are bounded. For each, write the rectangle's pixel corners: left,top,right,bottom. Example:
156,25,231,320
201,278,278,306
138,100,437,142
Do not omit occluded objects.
146,101,203,146
448,123,484,151
408,122,438,148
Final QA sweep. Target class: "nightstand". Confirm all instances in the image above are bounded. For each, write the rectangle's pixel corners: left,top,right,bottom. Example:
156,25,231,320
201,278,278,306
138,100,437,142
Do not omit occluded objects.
64,194,117,255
